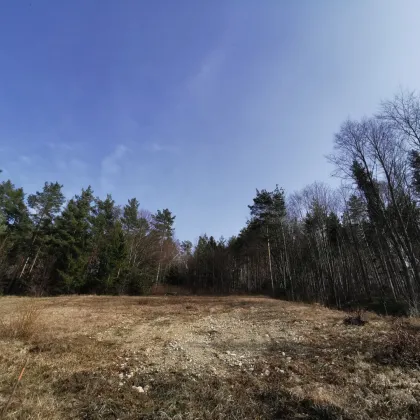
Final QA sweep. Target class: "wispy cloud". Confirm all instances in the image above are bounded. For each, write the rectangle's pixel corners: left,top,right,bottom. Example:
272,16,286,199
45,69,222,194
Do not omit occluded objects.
100,144,129,193
19,155,32,164
186,48,225,98
151,142,164,152
144,142,178,154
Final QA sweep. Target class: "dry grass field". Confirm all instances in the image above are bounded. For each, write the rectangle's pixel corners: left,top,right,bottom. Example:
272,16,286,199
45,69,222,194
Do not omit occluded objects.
1,295,420,419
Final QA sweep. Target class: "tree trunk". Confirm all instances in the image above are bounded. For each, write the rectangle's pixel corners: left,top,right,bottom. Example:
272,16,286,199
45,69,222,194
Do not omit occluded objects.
267,227,274,294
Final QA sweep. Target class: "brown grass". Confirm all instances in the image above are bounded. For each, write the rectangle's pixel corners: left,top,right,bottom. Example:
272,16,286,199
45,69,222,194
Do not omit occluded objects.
0,295,420,419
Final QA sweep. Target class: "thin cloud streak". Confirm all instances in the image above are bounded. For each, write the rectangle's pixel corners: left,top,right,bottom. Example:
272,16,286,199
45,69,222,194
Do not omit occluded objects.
100,145,129,193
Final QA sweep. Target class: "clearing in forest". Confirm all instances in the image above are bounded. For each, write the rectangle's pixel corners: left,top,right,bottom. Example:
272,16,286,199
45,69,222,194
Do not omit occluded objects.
0,295,420,419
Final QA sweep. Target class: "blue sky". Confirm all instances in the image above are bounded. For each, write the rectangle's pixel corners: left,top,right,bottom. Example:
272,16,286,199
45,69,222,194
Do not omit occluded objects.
1,1,420,242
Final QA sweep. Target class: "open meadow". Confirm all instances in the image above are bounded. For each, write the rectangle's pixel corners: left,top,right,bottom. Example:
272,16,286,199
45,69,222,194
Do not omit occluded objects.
1,296,420,419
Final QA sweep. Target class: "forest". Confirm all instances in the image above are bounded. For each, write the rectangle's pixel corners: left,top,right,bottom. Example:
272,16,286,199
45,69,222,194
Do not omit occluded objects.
2,90,420,315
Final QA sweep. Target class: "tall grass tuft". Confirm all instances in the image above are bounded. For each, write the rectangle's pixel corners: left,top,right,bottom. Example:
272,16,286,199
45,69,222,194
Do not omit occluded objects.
0,302,43,341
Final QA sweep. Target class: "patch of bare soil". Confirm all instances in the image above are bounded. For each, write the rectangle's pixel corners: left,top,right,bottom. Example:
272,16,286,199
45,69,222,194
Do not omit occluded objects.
1,296,420,419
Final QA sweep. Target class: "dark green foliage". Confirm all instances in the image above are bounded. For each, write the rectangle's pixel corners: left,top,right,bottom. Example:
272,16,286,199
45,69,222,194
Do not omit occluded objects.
85,195,126,293
53,187,95,293
27,182,65,228
152,208,175,239
0,180,32,233
0,180,33,292
122,198,149,233
248,185,286,230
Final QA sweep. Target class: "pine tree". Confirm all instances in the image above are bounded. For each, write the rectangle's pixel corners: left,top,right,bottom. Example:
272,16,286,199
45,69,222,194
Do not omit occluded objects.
53,187,95,293
152,209,176,284
0,180,33,292
122,198,148,233
18,182,65,290
152,209,175,239
87,194,126,293
248,186,287,294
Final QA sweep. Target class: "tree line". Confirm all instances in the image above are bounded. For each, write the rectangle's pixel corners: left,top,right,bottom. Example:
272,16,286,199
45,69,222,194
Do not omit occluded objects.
0,182,178,296
2,90,420,314
177,89,420,315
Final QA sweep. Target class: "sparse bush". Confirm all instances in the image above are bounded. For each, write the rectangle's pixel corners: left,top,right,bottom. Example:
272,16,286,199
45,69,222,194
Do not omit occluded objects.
374,319,420,368
343,309,367,326
0,302,43,341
